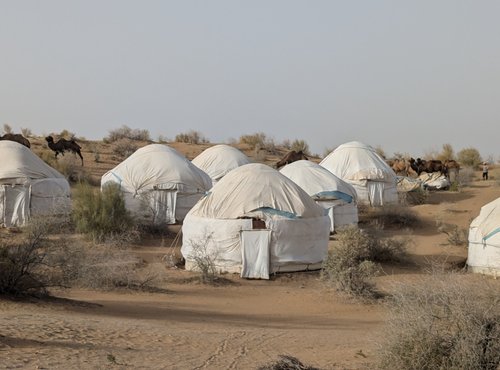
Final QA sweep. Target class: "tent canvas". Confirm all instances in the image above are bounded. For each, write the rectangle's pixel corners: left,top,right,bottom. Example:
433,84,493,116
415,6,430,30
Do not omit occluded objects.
181,163,330,278
0,141,71,227
467,197,500,276
192,144,251,186
280,160,358,232
101,144,212,224
320,141,398,207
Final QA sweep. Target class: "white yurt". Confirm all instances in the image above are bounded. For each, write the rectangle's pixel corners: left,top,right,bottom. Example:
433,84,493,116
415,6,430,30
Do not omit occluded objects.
181,163,331,279
191,144,251,186
320,141,398,206
101,144,212,224
0,141,71,227
467,197,500,276
280,160,358,232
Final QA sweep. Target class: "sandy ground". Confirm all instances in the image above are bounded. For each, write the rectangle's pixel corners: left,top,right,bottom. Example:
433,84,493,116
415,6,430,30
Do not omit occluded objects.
1,175,500,369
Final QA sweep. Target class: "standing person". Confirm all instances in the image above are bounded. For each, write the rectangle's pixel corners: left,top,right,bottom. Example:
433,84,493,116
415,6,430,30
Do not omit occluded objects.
482,162,489,180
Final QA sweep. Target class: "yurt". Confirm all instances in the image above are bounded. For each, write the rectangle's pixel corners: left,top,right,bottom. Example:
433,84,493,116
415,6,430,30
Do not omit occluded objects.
0,141,71,227
101,144,211,224
181,163,330,279
280,160,358,232
192,144,251,186
467,197,500,276
320,141,398,206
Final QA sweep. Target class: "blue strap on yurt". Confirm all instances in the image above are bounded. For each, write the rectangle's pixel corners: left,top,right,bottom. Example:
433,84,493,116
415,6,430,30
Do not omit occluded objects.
483,227,500,241
253,207,297,219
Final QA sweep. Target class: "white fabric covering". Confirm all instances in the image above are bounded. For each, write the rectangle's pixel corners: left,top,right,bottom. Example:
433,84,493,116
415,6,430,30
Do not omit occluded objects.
101,144,211,224
181,163,330,278
241,230,271,279
280,160,358,231
467,197,500,276
0,141,71,227
192,144,251,185
320,141,398,206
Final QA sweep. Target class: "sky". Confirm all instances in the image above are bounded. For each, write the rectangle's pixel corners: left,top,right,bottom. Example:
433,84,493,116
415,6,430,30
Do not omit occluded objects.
1,1,499,159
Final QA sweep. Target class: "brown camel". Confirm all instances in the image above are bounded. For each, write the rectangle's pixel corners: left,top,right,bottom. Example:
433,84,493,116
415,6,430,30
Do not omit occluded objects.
388,158,417,177
275,150,308,169
0,133,31,148
444,159,460,180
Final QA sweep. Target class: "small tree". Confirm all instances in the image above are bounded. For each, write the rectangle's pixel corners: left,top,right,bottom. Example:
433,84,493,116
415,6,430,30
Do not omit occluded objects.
438,143,455,162
72,183,135,243
457,147,482,167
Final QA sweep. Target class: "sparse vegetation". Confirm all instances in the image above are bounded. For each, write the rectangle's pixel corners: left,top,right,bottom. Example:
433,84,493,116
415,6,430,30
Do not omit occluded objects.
457,147,482,167
186,235,221,284
72,182,137,243
0,217,60,296
322,227,409,298
436,221,468,246
105,125,151,143
2,123,12,134
258,355,320,370
369,204,420,228
175,130,209,144
437,143,455,162
290,139,310,156
239,132,278,154
21,127,32,137
113,138,138,159
378,274,500,370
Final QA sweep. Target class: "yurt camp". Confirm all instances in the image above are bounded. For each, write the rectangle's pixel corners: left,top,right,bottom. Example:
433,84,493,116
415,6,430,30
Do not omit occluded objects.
181,163,331,279
280,160,358,232
101,144,212,225
0,140,71,227
467,197,500,276
191,144,251,186
320,141,398,206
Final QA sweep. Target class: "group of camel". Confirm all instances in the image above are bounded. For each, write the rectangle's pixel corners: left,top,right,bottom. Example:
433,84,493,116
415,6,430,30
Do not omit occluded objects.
274,150,460,180
387,157,460,178
0,133,84,166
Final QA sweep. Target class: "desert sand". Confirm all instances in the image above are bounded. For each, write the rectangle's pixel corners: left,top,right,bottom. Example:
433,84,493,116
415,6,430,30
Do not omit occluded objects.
1,140,499,369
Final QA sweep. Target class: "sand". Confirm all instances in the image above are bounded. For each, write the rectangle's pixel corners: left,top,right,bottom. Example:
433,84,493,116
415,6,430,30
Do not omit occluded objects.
1,147,500,369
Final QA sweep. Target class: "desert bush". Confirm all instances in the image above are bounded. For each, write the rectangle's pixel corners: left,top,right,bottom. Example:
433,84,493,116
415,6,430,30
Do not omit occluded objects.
0,217,59,295
106,125,151,142
253,148,267,163
72,182,136,243
281,138,291,150
186,235,221,284
399,188,428,205
113,138,138,159
258,355,320,370
157,134,169,143
290,139,310,155
37,148,89,183
322,227,409,298
378,274,500,370
436,221,468,246
51,243,165,290
239,132,278,153
174,130,208,144
59,129,76,139
437,143,455,162
321,227,380,298
457,147,482,167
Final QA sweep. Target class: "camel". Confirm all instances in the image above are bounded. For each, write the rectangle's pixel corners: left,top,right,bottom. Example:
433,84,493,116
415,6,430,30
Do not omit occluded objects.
410,158,448,177
275,150,308,169
0,133,31,148
45,136,84,166
388,158,417,177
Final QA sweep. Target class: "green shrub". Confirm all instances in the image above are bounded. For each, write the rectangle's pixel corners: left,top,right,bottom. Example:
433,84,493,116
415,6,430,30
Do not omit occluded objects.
72,183,136,243
378,274,500,370
457,147,482,167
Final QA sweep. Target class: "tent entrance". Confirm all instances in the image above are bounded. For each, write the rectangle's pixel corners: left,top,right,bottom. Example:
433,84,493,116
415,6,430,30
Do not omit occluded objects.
0,185,30,227
149,190,177,224
367,182,384,206
240,229,272,279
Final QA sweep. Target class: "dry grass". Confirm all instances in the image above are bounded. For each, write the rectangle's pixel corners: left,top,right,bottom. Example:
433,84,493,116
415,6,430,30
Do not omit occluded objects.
378,273,500,369
258,355,320,370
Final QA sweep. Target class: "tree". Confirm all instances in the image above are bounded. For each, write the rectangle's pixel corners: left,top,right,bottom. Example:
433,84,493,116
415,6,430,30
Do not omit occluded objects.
438,143,455,162
457,147,482,167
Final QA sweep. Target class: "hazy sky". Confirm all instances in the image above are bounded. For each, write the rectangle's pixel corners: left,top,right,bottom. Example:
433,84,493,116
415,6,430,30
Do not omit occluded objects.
1,1,499,159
